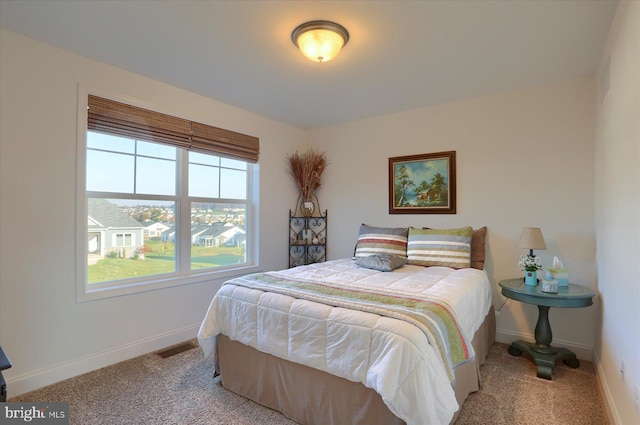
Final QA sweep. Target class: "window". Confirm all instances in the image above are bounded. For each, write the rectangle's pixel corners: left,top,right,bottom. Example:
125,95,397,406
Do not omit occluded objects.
78,93,259,300
114,233,133,247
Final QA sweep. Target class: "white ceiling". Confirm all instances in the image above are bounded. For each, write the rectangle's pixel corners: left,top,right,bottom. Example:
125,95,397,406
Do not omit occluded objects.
0,0,617,129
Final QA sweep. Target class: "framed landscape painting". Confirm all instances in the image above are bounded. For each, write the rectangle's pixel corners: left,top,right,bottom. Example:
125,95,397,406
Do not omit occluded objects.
389,151,456,214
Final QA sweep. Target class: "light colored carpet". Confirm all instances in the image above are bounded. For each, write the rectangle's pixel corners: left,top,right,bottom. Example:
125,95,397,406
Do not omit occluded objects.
10,342,609,424
456,343,609,425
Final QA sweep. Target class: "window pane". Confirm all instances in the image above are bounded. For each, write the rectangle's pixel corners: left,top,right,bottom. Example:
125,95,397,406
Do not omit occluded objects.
190,152,220,166
189,163,220,198
190,202,246,270
136,157,176,195
221,157,247,170
87,150,134,193
87,131,135,153
220,168,247,199
137,140,176,160
87,198,176,284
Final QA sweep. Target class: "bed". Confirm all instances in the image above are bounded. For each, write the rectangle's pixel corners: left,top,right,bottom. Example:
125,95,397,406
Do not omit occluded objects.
198,225,494,425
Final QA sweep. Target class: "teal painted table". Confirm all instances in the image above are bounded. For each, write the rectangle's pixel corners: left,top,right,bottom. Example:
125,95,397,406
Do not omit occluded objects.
499,278,595,380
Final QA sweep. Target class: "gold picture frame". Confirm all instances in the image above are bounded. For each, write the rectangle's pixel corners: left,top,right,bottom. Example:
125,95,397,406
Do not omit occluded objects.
389,151,456,214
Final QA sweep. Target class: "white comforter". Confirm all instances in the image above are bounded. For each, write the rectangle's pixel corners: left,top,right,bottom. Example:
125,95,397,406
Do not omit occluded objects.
198,258,492,425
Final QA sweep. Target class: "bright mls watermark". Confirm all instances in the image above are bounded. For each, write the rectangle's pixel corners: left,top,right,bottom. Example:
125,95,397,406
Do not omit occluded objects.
2,403,69,424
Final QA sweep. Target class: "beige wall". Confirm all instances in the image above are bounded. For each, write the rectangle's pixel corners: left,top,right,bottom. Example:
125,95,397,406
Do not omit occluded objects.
2,6,636,422
0,29,303,395
311,77,597,358
594,2,640,424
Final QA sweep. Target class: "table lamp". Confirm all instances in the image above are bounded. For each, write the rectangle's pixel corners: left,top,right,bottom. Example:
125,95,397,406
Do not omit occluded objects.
517,227,547,257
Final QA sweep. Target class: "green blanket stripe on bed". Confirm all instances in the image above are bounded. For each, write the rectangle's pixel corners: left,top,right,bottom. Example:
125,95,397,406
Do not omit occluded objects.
227,272,472,383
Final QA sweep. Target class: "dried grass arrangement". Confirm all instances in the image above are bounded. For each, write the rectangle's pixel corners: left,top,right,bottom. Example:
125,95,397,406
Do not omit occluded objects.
287,149,328,202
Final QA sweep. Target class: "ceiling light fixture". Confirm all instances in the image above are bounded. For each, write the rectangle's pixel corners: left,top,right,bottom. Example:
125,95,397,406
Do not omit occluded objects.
291,20,349,63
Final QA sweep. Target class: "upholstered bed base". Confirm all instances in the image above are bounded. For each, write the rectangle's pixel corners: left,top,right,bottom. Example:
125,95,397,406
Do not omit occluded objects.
216,306,496,425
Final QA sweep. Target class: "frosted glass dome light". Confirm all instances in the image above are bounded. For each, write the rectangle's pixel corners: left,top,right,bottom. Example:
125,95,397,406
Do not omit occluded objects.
291,20,350,63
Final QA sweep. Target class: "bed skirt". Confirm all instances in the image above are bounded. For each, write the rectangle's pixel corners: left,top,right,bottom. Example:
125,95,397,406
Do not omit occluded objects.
216,305,495,425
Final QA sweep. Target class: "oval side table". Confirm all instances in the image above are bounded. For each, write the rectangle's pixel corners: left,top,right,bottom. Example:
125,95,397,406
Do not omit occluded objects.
499,278,595,380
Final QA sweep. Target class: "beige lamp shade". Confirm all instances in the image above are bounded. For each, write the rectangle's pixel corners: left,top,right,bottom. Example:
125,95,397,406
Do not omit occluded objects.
292,20,349,63
518,227,547,256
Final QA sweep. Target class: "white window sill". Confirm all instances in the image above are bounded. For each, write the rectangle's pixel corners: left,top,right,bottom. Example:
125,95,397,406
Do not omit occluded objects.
77,264,261,303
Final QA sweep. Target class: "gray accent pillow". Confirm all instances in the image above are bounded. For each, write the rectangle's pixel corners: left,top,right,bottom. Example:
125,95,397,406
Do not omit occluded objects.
354,254,408,272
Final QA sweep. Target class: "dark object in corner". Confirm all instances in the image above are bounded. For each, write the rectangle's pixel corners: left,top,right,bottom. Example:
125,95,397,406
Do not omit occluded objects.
0,346,12,401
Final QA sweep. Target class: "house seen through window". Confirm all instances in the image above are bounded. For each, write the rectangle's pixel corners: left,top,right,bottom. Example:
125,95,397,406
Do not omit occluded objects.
83,94,258,291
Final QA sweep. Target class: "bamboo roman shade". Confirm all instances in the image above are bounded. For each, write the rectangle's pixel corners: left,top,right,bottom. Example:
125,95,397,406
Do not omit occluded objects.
87,95,259,163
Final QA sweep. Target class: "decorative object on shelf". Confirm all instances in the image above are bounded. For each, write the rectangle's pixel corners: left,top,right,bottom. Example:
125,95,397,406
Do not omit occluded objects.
541,279,559,293
389,151,457,214
303,201,315,214
525,272,537,286
545,256,569,286
287,149,328,267
517,227,546,285
520,254,543,286
287,149,328,216
291,20,350,63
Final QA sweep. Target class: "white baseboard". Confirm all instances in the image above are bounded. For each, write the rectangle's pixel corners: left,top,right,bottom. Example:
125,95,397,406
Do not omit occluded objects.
593,351,623,425
495,328,594,361
6,323,201,398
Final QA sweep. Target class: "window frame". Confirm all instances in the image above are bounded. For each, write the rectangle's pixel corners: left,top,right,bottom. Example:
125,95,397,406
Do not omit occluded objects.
113,233,134,247
76,87,260,302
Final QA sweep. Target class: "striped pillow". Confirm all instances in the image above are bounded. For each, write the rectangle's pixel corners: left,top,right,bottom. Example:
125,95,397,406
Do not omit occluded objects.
354,225,408,258
407,226,473,268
